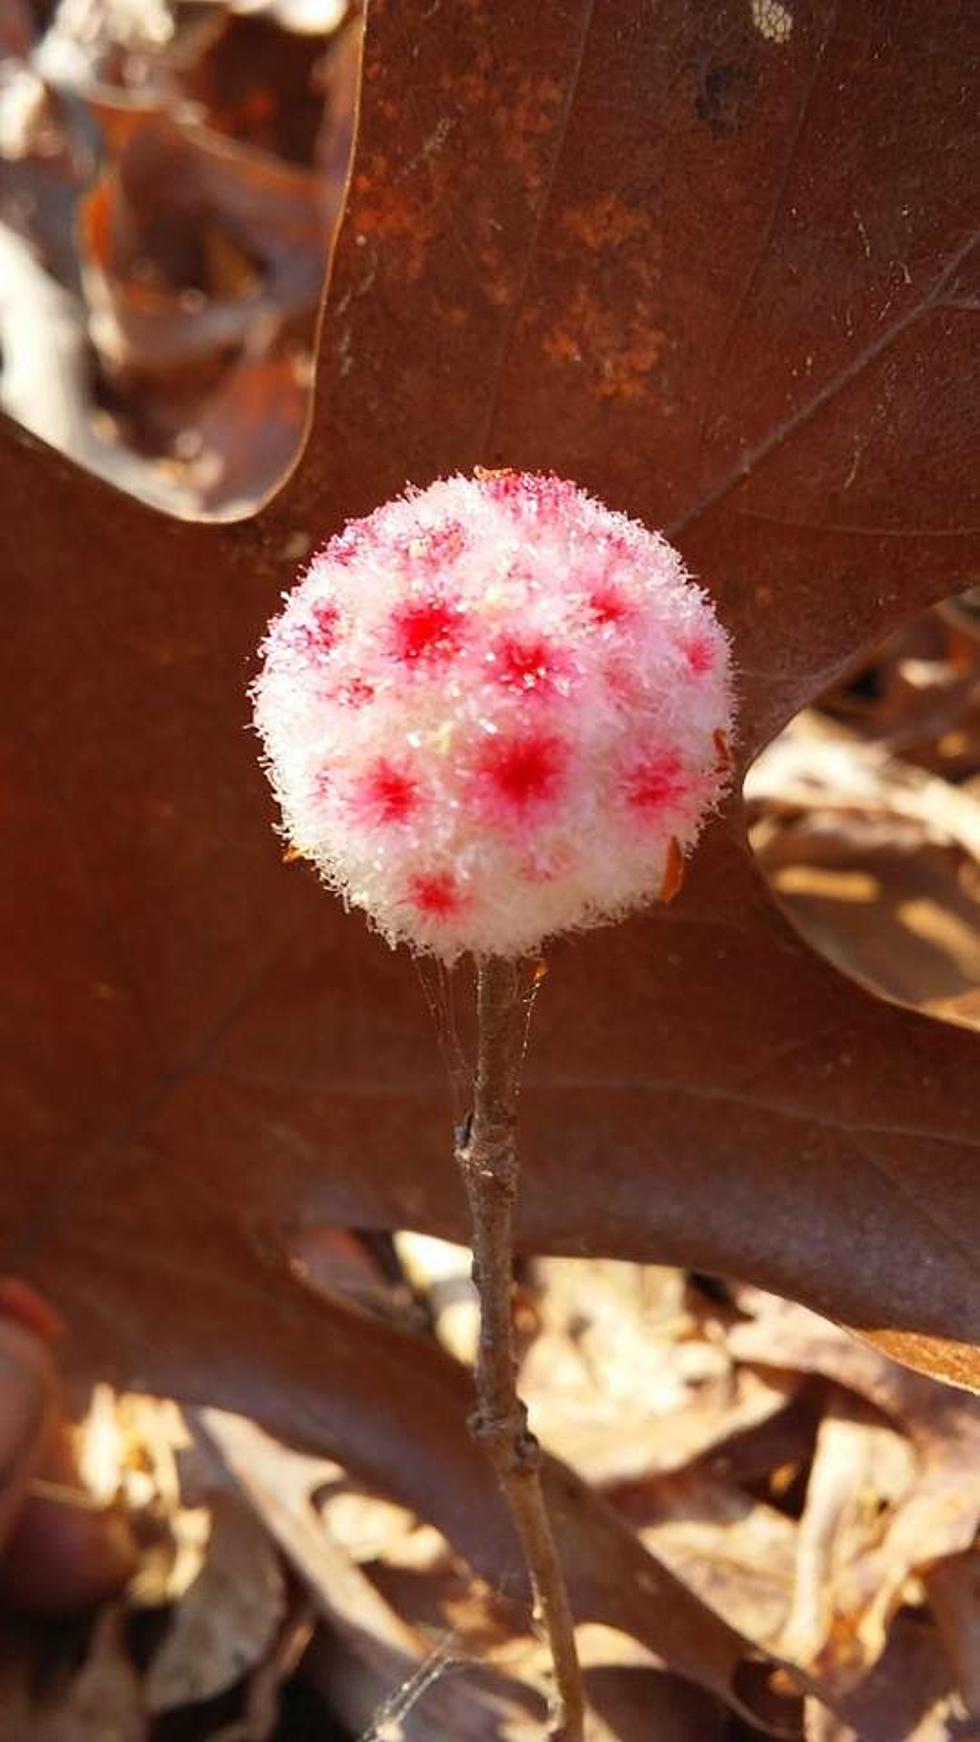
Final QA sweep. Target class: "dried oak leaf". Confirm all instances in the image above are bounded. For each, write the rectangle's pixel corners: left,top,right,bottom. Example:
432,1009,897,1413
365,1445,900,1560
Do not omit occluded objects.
0,1604,148,1742
199,1401,767,1729
1,0,979,1695
802,1613,966,1742
75,107,327,501
746,712,980,1012
730,1294,980,1718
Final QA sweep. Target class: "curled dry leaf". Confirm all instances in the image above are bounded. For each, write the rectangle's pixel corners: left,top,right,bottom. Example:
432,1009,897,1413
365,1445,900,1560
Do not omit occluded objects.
144,1488,287,1713
923,1551,980,1722
10,1252,980,1735
748,709,980,1017
581,1665,728,1742
192,1376,779,1729
1,0,359,514
747,711,980,863
198,1408,549,1742
803,1614,968,1742
207,1585,317,1742
730,1295,980,1705
74,107,331,506
0,1371,139,1616
394,1232,479,1365
777,1392,917,1687
178,6,351,163
52,1385,293,1725
0,224,199,513
614,1468,797,1649
821,606,980,780
0,1605,148,1742
202,1402,797,1739
79,110,329,379
517,1255,798,1488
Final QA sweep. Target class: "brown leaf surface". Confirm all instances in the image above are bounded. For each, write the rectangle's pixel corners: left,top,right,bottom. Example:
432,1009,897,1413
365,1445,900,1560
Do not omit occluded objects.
0,1605,148,1741
729,1293,980,1702
1,0,979,1675
747,710,980,1011
516,1254,799,1488
200,1409,551,1741
143,1488,286,1712
11,1262,980,1736
0,0,357,514
199,1398,779,1732
803,1613,969,1742
222,1316,774,1718
777,1393,916,1683
924,1551,980,1723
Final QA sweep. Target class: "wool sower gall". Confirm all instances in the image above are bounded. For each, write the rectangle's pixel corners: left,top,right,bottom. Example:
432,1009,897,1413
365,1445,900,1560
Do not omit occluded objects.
253,470,735,1738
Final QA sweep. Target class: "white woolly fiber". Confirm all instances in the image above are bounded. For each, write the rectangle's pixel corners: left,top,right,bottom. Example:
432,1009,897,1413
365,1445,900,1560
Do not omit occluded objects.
253,471,734,961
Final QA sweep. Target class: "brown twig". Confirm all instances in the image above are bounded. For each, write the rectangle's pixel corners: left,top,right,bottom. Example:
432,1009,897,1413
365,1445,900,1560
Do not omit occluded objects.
455,954,586,1742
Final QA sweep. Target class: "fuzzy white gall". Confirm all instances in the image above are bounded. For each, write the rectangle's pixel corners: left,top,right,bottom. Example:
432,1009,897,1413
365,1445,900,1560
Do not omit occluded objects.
253,471,734,960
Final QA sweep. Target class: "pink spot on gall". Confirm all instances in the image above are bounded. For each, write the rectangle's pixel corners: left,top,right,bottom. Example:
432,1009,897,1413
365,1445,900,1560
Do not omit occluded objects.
491,632,567,696
276,598,340,666
588,584,632,627
409,870,464,919
336,676,375,708
390,596,465,664
625,750,689,814
405,521,468,569
324,525,363,565
682,635,715,675
479,469,576,520
360,758,420,825
479,730,568,816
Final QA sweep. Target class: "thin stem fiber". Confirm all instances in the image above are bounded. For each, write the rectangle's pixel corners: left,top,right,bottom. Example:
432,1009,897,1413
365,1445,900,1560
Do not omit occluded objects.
455,954,585,1742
